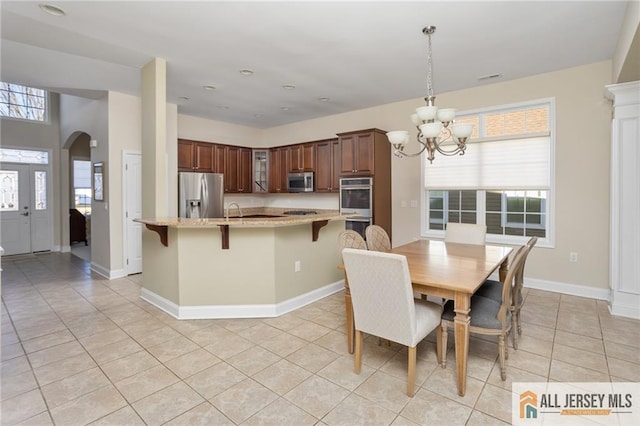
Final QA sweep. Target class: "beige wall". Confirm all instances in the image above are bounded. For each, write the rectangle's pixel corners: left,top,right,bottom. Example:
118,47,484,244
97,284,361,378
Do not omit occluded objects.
613,0,640,83
180,61,613,292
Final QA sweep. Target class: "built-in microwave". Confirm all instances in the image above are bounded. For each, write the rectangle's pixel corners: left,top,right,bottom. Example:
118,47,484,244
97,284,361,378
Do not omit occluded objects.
287,172,314,192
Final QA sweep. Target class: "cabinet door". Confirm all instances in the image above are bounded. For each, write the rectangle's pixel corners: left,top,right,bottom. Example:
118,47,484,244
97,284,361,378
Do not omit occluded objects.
353,133,375,175
315,141,332,192
302,143,316,171
289,145,303,172
238,148,252,193
339,135,357,174
178,140,195,171
339,132,374,175
213,144,226,174
331,139,341,192
225,146,240,192
269,147,289,192
194,143,213,172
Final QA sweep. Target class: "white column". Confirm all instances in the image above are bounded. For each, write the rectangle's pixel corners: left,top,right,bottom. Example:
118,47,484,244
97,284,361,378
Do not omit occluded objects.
606,81,640,319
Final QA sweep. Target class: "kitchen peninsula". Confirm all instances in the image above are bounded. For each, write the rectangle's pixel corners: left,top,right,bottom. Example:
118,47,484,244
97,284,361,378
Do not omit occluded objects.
135,208,349,319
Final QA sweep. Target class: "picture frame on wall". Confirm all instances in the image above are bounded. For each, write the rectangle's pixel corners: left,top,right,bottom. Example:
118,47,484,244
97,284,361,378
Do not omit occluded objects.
93,162,105,201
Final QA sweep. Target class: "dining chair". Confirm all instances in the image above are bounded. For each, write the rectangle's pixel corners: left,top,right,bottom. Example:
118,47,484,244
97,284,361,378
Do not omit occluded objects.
437,244,529,381
474,236,537,349
444,223,487,245
338,230,367,354
342,248,443,396
365,224,391,252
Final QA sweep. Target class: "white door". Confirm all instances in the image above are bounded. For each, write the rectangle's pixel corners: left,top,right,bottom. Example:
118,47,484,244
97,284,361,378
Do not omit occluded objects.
0,164,52,255
124,152,142,274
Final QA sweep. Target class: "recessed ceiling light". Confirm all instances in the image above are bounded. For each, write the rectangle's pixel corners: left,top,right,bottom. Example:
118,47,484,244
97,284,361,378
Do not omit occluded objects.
281,107,291,111
218,105,229,110
239,69,254,76
319,97,330,102
39,4,66,16
254,114,263,118
203,85,216,90
282,85,296,90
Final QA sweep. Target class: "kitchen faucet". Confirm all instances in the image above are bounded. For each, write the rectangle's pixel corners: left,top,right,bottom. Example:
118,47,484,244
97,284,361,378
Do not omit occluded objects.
225,202,243,220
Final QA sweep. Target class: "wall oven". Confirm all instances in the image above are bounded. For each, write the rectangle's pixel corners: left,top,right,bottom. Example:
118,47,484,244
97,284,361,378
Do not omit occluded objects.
340,177,373,238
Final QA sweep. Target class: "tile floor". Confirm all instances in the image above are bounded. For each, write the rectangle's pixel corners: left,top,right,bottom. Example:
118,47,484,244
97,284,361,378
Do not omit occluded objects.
1,252,639,425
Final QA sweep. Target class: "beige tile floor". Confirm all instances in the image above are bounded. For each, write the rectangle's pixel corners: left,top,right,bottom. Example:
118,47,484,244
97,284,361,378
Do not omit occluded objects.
1,252,639,425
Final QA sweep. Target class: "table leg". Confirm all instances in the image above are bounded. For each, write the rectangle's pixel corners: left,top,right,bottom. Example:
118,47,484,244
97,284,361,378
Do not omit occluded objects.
344,275,354,354
453,292,471,397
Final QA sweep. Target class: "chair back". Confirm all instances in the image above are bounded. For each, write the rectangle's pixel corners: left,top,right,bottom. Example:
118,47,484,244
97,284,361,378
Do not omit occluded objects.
513,236,537,305
444,223,486,245
497,244,530,327
365,225,391,252
342,248,418,347
338,230,367,251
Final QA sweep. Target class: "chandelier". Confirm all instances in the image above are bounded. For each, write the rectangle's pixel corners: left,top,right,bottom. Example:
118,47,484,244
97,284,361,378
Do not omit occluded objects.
387,26,473,163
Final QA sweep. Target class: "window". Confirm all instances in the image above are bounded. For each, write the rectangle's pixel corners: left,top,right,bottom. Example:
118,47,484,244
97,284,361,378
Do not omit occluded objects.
423,99,554,246
0,82,47,122
73,160,92,215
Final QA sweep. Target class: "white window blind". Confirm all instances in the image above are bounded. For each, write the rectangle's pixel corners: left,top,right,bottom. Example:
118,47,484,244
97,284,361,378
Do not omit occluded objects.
424,135,550,190
73,160,91,188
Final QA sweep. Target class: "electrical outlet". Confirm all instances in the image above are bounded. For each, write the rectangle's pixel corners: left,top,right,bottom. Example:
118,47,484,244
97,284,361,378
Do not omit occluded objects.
294,260,301,272
569,252,578,263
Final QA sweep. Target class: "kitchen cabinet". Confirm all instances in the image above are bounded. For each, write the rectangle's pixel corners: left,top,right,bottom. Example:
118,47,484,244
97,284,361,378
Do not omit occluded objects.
224,146,252,193
338,131,379,176
253,150,269,192
315,139,340,192
269,147,289,193
178,139,213,172
289,143,316,172
337,128,392,240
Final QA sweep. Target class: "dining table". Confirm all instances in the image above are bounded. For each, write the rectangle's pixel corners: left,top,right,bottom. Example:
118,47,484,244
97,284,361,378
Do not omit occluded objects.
342,239,512,397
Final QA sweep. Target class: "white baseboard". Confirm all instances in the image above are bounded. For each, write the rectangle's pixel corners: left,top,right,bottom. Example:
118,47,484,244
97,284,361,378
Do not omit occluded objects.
609,293,640,320
524,277,610,300
140,280,345,319
90,262,127,280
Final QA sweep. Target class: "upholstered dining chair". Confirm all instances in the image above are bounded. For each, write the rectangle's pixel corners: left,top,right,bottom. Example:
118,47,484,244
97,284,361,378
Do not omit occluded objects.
338,230,367,354
365,224,391,252
342,248,443,396
444,223,487,245
474,236,538,349
437,244,529,381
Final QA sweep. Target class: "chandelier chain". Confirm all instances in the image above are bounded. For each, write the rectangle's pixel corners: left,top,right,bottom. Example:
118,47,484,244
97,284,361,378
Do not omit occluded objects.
426,31,434,98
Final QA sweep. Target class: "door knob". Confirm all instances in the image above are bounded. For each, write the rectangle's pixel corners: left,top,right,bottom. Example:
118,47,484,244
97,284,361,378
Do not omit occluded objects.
21,212,29,216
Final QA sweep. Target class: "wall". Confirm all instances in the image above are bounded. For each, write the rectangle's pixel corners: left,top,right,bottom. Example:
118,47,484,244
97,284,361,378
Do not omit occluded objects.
612,0,640,83
1,93,62,249
59,93,110,271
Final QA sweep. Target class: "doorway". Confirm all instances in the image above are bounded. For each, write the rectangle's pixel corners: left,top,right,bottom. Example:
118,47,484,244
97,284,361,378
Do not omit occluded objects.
124,151,142,274
1,160,53,256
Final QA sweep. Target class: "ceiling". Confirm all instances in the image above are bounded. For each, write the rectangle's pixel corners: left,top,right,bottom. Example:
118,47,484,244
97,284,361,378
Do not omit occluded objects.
0,1,630,129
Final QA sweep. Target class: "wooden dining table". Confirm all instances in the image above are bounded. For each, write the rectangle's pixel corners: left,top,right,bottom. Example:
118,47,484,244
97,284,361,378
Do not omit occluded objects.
342,239,512,397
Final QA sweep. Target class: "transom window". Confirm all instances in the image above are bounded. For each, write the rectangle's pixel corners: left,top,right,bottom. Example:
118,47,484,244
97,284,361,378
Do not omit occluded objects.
0,82,47,122
423,99,554,247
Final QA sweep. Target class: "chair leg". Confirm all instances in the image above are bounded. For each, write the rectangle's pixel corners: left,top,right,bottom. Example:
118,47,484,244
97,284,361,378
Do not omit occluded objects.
498,334,507,381
511,312,519,350
438,323,448,368
516,308,522,335
407,346,417,397
354,330,363,374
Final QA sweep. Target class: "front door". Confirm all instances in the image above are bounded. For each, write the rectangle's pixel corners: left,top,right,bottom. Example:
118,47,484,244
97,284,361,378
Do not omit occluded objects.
124,152,142,274
0,163,52,255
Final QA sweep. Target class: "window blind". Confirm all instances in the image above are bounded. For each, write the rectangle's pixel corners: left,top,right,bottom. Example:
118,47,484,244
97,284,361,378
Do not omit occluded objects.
73,160,91,188
424,135,550,190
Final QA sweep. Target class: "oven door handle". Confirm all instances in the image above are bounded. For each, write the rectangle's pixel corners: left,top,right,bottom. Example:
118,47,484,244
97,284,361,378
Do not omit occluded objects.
345,218,371,222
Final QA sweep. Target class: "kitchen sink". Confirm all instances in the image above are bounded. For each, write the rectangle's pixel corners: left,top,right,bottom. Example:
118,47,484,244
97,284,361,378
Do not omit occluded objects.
238,214,284,218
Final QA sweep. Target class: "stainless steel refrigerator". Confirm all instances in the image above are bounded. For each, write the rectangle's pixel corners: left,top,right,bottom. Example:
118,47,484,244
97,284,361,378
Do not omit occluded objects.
178,172,224,218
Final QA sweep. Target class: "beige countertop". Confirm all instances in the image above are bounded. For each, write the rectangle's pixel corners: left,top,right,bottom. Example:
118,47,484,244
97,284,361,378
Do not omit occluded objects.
135,208,356,228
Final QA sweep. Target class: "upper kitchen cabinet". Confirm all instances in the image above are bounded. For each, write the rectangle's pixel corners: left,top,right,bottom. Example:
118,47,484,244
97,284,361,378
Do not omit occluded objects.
315,139,341,193
224,146,252,193
178,139,214,172
269,147,289,193
253,150,269,193
338,129,389,176
289,143,316,172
